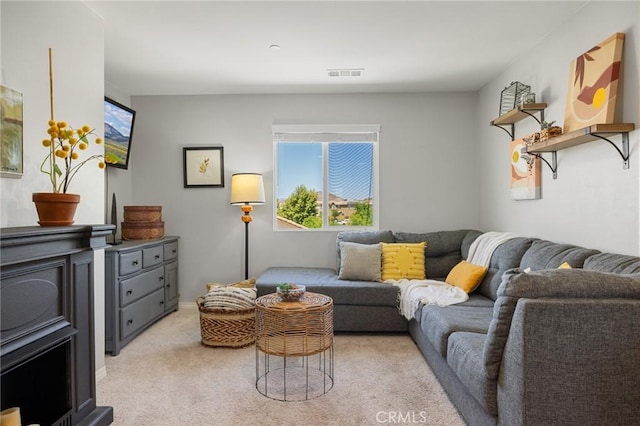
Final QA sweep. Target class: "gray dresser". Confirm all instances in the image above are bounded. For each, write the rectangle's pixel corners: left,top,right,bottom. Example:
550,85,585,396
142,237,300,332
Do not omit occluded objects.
105,236,179,355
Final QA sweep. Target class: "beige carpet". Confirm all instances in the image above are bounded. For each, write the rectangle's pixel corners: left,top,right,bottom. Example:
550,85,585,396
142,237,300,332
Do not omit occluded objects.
97,308,464,426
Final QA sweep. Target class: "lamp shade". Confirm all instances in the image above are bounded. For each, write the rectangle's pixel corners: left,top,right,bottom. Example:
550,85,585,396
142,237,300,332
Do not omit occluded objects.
230,173,266,205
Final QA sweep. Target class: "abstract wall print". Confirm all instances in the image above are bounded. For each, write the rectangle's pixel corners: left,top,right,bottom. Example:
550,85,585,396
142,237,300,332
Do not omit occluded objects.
1,85,24,178
183,146,224,187
563,33,624,133
510,138,541,200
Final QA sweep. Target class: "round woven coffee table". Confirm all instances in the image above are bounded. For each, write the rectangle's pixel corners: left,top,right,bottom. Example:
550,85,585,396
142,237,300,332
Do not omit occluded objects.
255,292,334,401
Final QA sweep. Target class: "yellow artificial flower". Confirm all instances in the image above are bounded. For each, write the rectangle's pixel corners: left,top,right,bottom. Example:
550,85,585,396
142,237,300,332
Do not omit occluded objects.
42,139,52,147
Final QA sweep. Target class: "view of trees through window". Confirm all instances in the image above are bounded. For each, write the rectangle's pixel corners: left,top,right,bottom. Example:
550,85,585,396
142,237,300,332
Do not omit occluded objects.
275,141,376,230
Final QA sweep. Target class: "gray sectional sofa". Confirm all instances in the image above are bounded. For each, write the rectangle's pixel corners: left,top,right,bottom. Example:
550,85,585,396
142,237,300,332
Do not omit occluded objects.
256,229,640,425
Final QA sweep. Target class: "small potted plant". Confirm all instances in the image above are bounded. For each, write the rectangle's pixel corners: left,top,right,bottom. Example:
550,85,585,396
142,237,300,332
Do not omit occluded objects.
32,49,108,226
539,120,562,141
276,283,306,302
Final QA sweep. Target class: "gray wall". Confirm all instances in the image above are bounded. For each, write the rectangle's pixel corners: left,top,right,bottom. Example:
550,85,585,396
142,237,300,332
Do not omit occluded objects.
127,93,480,303
477,1,639,255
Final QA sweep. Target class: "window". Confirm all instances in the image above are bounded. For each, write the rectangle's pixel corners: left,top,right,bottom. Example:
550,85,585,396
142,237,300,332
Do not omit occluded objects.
273,125,379,231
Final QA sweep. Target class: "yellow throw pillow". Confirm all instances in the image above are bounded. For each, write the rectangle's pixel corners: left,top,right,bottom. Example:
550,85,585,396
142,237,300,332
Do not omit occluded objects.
558,262,572,269
381,242,426,281
445,261,488,293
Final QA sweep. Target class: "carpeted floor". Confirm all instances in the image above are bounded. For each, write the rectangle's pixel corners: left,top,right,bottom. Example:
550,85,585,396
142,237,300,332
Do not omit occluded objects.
97,308,464,426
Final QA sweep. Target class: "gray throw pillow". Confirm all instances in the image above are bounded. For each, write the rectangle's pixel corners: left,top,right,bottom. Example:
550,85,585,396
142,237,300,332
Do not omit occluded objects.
338,242,382,281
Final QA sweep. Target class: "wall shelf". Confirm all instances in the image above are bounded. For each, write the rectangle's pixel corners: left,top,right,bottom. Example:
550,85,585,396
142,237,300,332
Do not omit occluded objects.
525,123,635,178
490,103,547,139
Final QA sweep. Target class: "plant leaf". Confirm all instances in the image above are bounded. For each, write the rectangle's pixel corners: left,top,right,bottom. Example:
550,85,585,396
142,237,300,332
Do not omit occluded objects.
54,164,63,177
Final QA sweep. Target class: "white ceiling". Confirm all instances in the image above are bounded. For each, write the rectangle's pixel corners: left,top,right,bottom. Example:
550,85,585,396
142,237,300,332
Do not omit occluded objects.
86,1,589,96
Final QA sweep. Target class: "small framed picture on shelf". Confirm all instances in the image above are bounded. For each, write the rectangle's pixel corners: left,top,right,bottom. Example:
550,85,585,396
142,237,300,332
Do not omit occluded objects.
183,146,224,188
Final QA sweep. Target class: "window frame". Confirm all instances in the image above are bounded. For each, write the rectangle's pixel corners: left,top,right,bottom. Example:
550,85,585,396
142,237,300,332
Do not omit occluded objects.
273,124,380,232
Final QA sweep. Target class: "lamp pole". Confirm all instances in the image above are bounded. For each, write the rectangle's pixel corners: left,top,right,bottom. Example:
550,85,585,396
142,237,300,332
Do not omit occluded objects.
241,203,253,280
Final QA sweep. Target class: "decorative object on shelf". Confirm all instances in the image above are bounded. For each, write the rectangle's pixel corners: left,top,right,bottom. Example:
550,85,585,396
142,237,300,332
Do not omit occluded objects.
539,120,563,142
33,49,107,226
499,81,531,116
519,92,536,107
276,283,306,302
230,173,266,279
183,146,224,187
1,85,24,178
563,33,624,133
510,137,541,201
121,205,164,240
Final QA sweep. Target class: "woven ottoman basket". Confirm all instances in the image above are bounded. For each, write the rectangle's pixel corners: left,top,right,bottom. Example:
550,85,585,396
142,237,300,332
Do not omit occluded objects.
196,297,255,348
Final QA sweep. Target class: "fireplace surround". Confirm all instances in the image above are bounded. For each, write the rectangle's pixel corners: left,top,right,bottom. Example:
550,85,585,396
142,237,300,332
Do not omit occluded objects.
1,225,114,426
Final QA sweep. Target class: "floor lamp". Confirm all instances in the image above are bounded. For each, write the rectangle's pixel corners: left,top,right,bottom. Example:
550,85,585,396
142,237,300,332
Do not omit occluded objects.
230,173,266,279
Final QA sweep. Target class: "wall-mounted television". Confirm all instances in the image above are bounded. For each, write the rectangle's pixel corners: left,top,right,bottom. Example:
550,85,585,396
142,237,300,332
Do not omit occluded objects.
104,97,136,169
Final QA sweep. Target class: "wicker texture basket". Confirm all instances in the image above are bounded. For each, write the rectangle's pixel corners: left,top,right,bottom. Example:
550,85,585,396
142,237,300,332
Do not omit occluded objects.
196,297,255,348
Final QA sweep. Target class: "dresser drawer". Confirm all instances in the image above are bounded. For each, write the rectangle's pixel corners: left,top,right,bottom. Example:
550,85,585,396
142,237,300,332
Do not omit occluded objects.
120,288,165,339
120,266,164,307
119,251,142,275
143,245,164,268
164,241,178,261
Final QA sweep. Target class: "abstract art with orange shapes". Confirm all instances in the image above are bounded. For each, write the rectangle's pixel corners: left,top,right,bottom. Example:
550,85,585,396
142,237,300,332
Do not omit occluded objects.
563,33,624,133
510,138,541,201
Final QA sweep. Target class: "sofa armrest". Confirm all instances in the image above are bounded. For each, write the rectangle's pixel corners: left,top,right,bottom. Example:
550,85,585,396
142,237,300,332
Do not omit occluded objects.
497,298,640,425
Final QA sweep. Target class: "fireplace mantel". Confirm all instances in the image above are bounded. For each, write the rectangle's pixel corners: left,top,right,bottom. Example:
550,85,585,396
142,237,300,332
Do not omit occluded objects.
1,225,114,426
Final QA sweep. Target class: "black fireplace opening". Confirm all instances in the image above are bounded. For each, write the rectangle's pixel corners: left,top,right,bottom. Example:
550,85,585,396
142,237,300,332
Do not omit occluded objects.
1,337,72,426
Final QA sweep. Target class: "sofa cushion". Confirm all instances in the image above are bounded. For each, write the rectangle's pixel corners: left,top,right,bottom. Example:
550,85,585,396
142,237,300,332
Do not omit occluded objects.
476,237,535,301
338,242,382,281
381,242,426,280
256,267,399,307
482,268,640,380
583,252,640,274
336,230,395,273
520,240,600,270
447,332,497,416
394,230,481,279
446,261,488,293
419,305,493,357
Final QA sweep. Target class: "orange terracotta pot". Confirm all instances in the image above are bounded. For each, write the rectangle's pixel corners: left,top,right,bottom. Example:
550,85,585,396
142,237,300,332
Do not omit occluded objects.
32,192,80,226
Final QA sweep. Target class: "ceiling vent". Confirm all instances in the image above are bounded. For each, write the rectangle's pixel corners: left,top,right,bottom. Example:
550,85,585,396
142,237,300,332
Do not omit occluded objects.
327,68,364,78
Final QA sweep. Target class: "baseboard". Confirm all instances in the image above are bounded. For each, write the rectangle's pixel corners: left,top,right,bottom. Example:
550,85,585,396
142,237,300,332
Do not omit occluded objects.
96,366,108,382
179,301,197,310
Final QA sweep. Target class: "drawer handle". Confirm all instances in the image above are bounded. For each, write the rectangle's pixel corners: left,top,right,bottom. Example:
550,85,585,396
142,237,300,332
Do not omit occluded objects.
126,290,133,296
172,249,177,254
132,260,139,266
127,319,133,326
159,276,164,281
160,300,164,305
166,284,171,288
155,254,160,260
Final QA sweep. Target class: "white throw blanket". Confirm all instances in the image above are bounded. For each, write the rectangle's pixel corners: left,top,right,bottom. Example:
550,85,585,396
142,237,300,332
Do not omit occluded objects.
466,231,519,267
388,231,519,320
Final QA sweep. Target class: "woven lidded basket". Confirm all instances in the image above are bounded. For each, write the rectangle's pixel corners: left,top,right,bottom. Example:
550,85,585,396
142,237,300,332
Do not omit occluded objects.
196,297,255,348
123,205,162,222
121,221,165,240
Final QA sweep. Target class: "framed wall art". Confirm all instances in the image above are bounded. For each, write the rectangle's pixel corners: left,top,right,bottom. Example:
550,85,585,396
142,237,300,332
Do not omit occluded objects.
183,146,224,188
510,138,541,200
563,33,624,133
1,84,24,178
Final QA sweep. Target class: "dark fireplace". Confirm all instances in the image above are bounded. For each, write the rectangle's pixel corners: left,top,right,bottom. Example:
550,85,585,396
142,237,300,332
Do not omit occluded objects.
1,225,114,426
1,335,73,425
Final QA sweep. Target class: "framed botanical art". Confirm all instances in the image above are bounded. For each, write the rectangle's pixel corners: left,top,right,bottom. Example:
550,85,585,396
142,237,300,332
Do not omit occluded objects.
510,138,541,200
1,85,24,178
183,146,224,188
563,33,624,133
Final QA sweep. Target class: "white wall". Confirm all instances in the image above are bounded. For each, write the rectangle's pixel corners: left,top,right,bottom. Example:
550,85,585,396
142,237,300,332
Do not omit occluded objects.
130,93,480,303
477,1,639,256
1,1,108,376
